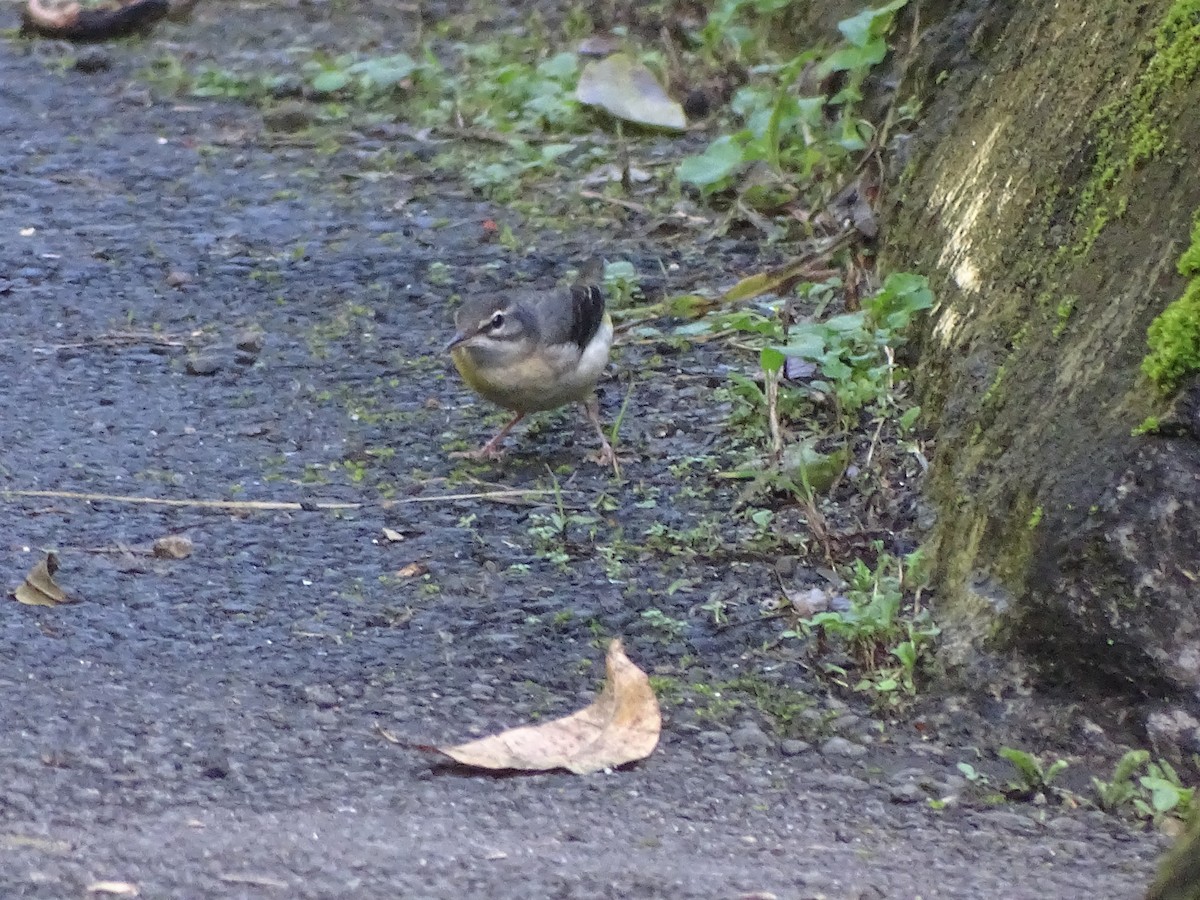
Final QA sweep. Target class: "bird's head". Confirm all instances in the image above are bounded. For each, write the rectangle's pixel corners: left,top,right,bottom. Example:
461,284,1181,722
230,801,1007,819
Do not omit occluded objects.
447,294,539,369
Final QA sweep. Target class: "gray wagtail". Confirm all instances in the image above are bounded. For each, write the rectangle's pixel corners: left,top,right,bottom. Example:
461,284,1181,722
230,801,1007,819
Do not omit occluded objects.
447,261,614,464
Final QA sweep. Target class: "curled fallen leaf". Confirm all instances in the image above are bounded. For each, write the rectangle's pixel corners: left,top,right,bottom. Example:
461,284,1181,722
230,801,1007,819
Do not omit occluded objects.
430,638,660,775
395,562,428,578
12,552,74,607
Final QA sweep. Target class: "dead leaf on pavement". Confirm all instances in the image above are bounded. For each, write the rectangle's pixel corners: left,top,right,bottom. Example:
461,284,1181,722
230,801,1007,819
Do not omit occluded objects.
151,534,193,559
12,552,74,607
576,54,687,131
395,562,428,578
431,639,660,775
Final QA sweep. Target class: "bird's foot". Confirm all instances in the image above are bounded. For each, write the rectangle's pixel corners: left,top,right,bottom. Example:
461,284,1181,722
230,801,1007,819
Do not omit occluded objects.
590,437,635,475
450,442,505,462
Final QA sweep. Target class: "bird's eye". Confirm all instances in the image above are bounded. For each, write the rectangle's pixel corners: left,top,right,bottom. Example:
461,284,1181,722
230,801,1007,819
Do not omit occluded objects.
489,312,505,330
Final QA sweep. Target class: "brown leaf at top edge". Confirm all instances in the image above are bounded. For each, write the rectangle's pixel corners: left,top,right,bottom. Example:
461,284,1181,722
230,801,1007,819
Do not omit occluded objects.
12,552,74,607
434,638,661,775
22,0,170,41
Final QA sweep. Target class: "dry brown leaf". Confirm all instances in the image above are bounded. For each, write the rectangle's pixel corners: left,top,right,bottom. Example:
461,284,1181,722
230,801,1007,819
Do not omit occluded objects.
151,534,193,559
396,562,428,578
435,639,660,775
12,552,73,607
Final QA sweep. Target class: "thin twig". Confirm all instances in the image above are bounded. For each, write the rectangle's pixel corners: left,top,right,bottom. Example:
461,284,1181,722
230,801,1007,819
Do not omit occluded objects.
31,330,190,353
578,189,648,214
2,488,557,511
765,367,783,463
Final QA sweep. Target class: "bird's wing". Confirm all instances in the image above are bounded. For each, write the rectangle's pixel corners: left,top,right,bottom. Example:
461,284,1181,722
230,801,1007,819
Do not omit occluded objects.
566,281,606,349
532,263,606,350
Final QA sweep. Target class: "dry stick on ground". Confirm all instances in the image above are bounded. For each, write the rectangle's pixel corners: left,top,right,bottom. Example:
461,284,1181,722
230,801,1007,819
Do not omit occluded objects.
2,488,557,512
578,189,649,215
27,331,190,353
765,366,784,463
862,345,897,472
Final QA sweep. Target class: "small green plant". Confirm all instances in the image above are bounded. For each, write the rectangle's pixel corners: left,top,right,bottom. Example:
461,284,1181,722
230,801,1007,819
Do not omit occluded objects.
602,260,640,308
1092,751,1197,821
1093,749,1151,811
304,52,425,101
1132,416,1161,436
1134,759,1196,822
787,545,937,703
761,272,934,428
678,1,910,201
999,746,1069,800
526,475,598,569
427,261,452,286
640,608,688,640
956,760,1008,805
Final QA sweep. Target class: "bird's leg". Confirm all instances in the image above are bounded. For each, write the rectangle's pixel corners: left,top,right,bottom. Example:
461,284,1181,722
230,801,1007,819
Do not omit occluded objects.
451,412,524,461
582,395,616,470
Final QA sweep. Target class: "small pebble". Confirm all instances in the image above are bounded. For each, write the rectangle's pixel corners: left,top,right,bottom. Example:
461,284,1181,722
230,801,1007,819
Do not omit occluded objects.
823,773,871,792
889,782,926,804
74,48,111,73
731,722,774,751
186,354,222,376
697,731,733,752
820,736,867,758
264,101,316,132
235,328,265,353
780,739,812,757
302,684,339,708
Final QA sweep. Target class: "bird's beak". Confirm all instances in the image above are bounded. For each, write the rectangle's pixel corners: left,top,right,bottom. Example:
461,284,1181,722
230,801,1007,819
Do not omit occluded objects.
445,331,468,352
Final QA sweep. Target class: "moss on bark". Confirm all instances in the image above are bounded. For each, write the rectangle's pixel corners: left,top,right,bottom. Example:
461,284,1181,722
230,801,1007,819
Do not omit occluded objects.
884,0,1200,695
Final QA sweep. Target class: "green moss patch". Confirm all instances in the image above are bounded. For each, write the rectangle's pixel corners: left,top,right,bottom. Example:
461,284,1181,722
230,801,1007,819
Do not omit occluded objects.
1143,210,1200,394
1077,0,1200,254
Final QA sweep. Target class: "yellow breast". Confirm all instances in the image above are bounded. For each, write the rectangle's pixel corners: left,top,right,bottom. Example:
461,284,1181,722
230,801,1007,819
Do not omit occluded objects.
452,315,612,413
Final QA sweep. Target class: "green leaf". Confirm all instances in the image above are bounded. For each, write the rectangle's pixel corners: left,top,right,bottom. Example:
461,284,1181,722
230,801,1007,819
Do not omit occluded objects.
311,70,351,94
1112,749,1150,784
677,135,747,189
760,346,785,373
346,53,419,88
821,39,888,75
957,762,981,782
1141,777,1185,814
837,0,909,46
1044,759,1070,784
537,51,578,81
999,747,1041,782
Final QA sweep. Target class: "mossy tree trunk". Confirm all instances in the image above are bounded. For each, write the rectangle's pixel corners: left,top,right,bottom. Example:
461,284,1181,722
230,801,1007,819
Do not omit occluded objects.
885,1,1200,711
